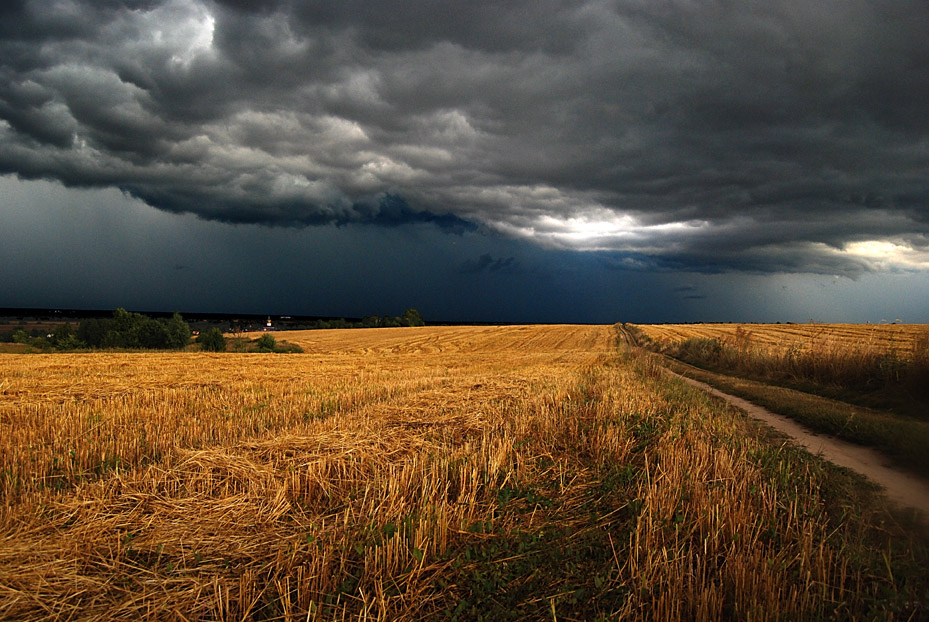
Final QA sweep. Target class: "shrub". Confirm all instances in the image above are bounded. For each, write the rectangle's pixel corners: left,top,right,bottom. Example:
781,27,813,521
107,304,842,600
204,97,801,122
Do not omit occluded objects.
255,334,276,352
50,324,84,350
198,327,226,352
135,318,170,349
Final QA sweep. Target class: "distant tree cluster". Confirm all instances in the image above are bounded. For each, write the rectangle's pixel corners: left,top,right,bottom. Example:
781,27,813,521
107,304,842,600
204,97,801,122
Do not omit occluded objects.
11,324,83,351
331,309,425,330
4,307,426,352
8,309,191,351
76,309,191,350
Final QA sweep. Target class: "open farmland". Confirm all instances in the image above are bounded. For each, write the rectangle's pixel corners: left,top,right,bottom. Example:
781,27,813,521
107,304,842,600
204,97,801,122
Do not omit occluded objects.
630,322,929,420
632,323,929,357
1,325,927,620
628,323,929,479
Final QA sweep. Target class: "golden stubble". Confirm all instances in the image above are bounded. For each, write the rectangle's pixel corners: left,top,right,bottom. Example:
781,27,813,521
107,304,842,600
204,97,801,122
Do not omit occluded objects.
635,322,928,358
0,325,914,620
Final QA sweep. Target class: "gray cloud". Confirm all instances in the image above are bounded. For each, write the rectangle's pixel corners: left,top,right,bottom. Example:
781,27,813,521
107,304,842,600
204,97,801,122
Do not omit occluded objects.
459,254,520,275
1,0,927,275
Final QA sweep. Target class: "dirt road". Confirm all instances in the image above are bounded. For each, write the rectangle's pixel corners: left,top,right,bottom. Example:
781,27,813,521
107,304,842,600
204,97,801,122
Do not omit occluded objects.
673,373,929,522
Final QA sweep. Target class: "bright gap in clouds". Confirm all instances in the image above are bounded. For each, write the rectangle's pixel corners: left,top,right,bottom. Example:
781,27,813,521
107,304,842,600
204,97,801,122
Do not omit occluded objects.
500,207,708,252
498,205,929,275
842,240,929,271
153,0,215,68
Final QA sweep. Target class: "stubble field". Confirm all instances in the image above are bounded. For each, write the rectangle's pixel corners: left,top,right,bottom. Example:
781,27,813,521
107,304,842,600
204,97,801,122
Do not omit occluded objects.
1,325,927,620
632,323,928,357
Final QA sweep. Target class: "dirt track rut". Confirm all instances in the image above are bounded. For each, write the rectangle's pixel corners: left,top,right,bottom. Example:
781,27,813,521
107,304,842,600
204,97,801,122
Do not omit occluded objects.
673,373,929,522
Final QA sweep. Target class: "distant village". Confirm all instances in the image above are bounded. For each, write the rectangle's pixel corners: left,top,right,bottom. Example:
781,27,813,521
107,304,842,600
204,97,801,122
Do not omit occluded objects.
0,308,429,347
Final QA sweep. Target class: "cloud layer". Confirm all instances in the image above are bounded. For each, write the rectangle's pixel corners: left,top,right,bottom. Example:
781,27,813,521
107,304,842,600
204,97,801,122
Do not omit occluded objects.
1,0,928,275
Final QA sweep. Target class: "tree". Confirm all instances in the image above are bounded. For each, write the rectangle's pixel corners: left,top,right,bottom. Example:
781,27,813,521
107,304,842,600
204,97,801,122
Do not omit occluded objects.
401,308,425,327
163,312,191,349
77,310,190,350
77,318,110,348
102,308,144,348
362,315,382,328
135,317,170,349
198,327,226,352
50,324,83,350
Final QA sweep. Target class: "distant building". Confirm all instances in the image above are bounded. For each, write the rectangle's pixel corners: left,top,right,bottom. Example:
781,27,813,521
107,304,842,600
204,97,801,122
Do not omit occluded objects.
263,316,273,331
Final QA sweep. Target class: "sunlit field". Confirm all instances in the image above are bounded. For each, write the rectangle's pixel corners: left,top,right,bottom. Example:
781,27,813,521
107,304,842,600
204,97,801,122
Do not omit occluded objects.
631,322,929,412
633,323,928,357
1,325,927,620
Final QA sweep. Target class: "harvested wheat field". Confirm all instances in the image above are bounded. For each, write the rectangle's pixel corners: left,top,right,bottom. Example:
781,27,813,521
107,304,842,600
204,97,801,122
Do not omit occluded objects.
1,325,927,620
633,322,929,357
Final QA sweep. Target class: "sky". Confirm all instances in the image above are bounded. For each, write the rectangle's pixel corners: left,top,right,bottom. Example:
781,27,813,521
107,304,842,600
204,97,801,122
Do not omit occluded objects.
1,0,928,324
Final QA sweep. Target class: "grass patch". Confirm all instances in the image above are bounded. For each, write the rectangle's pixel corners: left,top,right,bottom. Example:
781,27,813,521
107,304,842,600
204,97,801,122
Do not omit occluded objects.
661,357,929,479
649,326,929,421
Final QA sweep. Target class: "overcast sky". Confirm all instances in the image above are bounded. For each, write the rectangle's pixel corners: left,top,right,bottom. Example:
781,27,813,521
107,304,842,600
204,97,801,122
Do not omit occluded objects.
2,0,928,323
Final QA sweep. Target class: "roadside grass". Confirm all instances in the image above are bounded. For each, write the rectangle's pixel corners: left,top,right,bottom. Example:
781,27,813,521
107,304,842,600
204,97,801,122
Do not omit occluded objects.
631,348,929,597
630,323,929,421
2,326,928,619
660,357,929,480
627,323,929,479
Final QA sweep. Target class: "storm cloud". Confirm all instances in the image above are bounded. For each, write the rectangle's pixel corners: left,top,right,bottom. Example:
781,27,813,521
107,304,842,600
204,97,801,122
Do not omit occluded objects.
459,254,520,275
1,0,928,276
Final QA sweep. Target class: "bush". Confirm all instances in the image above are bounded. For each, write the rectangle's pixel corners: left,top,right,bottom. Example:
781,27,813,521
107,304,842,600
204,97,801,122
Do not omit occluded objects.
136,318,170,349
49,324,83,350
273,341,303,353
198,327,226,352
10,329,58,351
255,334,276,352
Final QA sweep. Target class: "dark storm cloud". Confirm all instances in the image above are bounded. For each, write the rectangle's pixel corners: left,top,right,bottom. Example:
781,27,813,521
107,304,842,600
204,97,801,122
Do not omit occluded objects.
459,254,520,275
1,0,928,274
673,286,703,300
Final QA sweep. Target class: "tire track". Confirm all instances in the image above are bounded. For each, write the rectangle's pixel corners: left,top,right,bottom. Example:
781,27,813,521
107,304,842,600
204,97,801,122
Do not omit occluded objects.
673,372,929,523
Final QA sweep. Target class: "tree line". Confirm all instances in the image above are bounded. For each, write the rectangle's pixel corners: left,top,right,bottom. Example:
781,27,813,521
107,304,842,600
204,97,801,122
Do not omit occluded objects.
12,308,190,351
321,309,425,329
223,309,426,332
6,307,427,352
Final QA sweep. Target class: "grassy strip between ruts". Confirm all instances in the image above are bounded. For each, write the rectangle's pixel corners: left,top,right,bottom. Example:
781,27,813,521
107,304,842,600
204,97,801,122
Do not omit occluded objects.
659,356,929,480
